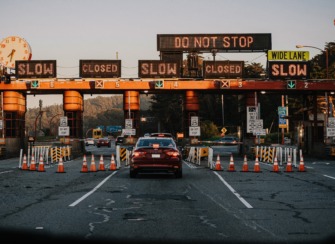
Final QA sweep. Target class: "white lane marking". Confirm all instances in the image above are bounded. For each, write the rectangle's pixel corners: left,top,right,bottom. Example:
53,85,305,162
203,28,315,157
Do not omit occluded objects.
0,170,13,174
183,161,197,168
213,171,253,209
69,171,118,207
324,175,335,180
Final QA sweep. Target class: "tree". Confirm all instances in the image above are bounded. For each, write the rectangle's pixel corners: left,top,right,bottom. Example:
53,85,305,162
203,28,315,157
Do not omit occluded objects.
200,120,220,140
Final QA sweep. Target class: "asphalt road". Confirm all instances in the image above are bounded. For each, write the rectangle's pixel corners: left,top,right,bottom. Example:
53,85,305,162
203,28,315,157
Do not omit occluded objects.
0,146,334,244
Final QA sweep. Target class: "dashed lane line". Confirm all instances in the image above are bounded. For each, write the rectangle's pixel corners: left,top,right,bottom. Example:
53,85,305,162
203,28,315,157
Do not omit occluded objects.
213,171,253,209
69,171,118,207
324,174,335,180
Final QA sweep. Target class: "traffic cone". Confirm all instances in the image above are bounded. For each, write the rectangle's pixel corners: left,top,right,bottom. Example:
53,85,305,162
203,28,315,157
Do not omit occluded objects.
29,155,36,171
21,154,28,170
271,156,280,173
298,155,306,172
109,154,117,171
56,155,65,173
37,154,46,172
253,155,261,173
227,154,236,172
284,155,293,172
80,154,89,173
98,155,106,171
90,154,97,172
214,154,223,171
241,155,249,172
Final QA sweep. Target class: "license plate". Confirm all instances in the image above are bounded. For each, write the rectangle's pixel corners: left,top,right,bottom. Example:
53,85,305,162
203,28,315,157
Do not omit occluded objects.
152,154,160,158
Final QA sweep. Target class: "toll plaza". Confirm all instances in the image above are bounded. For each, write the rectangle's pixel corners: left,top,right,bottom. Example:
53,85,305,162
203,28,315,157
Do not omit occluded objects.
0,33,334,158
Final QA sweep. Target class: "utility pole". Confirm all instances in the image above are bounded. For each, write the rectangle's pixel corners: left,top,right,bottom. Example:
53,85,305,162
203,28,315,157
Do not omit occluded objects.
39,99,43,130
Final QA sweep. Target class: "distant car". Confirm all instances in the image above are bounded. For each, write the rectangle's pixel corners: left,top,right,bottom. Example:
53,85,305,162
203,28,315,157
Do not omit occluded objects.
85,138,95,146
115,136,124,146
215,136,239,145
129,136,182,178
96,137,111,147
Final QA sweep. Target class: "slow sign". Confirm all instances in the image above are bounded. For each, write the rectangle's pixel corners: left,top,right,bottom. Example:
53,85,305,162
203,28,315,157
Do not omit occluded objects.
139,60,180,78
15,60,56,78
269,61,310,79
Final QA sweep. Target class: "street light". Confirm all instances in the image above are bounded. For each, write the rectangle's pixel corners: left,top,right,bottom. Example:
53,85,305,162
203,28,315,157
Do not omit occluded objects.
296,45,329,79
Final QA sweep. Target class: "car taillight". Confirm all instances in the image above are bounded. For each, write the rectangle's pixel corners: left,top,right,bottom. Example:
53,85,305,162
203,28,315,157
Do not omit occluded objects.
166,151,180,157
133,151,146,158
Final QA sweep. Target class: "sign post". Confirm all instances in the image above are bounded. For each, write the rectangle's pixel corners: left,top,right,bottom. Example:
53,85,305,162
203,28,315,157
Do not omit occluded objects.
59,116,69,144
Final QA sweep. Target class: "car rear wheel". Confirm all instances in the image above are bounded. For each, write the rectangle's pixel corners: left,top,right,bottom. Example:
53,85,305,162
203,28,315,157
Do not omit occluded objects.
175,169,182,178
130,170,137,178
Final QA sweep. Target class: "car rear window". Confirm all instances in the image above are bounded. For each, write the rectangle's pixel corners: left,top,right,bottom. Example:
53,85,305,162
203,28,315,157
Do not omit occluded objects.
136,138,175,148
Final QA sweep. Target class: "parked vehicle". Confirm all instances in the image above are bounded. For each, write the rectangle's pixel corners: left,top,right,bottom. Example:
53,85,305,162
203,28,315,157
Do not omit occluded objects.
96,137,111,147
129,136,182,178
85,138,95,146
115,136,124,146
215,136,240,145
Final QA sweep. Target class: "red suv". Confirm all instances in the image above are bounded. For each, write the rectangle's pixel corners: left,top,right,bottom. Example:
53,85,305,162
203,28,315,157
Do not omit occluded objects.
96,137,111,147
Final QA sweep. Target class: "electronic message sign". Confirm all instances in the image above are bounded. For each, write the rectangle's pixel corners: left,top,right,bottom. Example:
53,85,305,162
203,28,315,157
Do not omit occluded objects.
203,61,244,78
157,33,271,52
15,60,57,78
138,60,180,78
269,61,310,80
268,51,309,61
79,60,121,78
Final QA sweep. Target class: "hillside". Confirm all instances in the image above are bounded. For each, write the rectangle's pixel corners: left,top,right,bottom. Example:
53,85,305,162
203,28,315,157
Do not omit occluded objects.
25,94,153,137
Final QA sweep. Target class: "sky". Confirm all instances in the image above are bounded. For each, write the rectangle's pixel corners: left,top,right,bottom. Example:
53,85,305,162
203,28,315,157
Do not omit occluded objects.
1,0,334,108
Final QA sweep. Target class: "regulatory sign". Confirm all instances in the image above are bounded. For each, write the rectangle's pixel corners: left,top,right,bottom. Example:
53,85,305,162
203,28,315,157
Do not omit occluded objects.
58,126,70,136
247,106,258,133
190,116,198,126
327,127,335,137
59,116,68,127
328,117,335,127
125,119,133,129
189,126,201,136
122,128,136,136
253,128,267,136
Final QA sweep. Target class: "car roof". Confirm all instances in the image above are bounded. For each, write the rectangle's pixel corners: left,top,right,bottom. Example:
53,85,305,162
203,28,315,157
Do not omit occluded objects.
139,136,172,140
150,132,173,136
